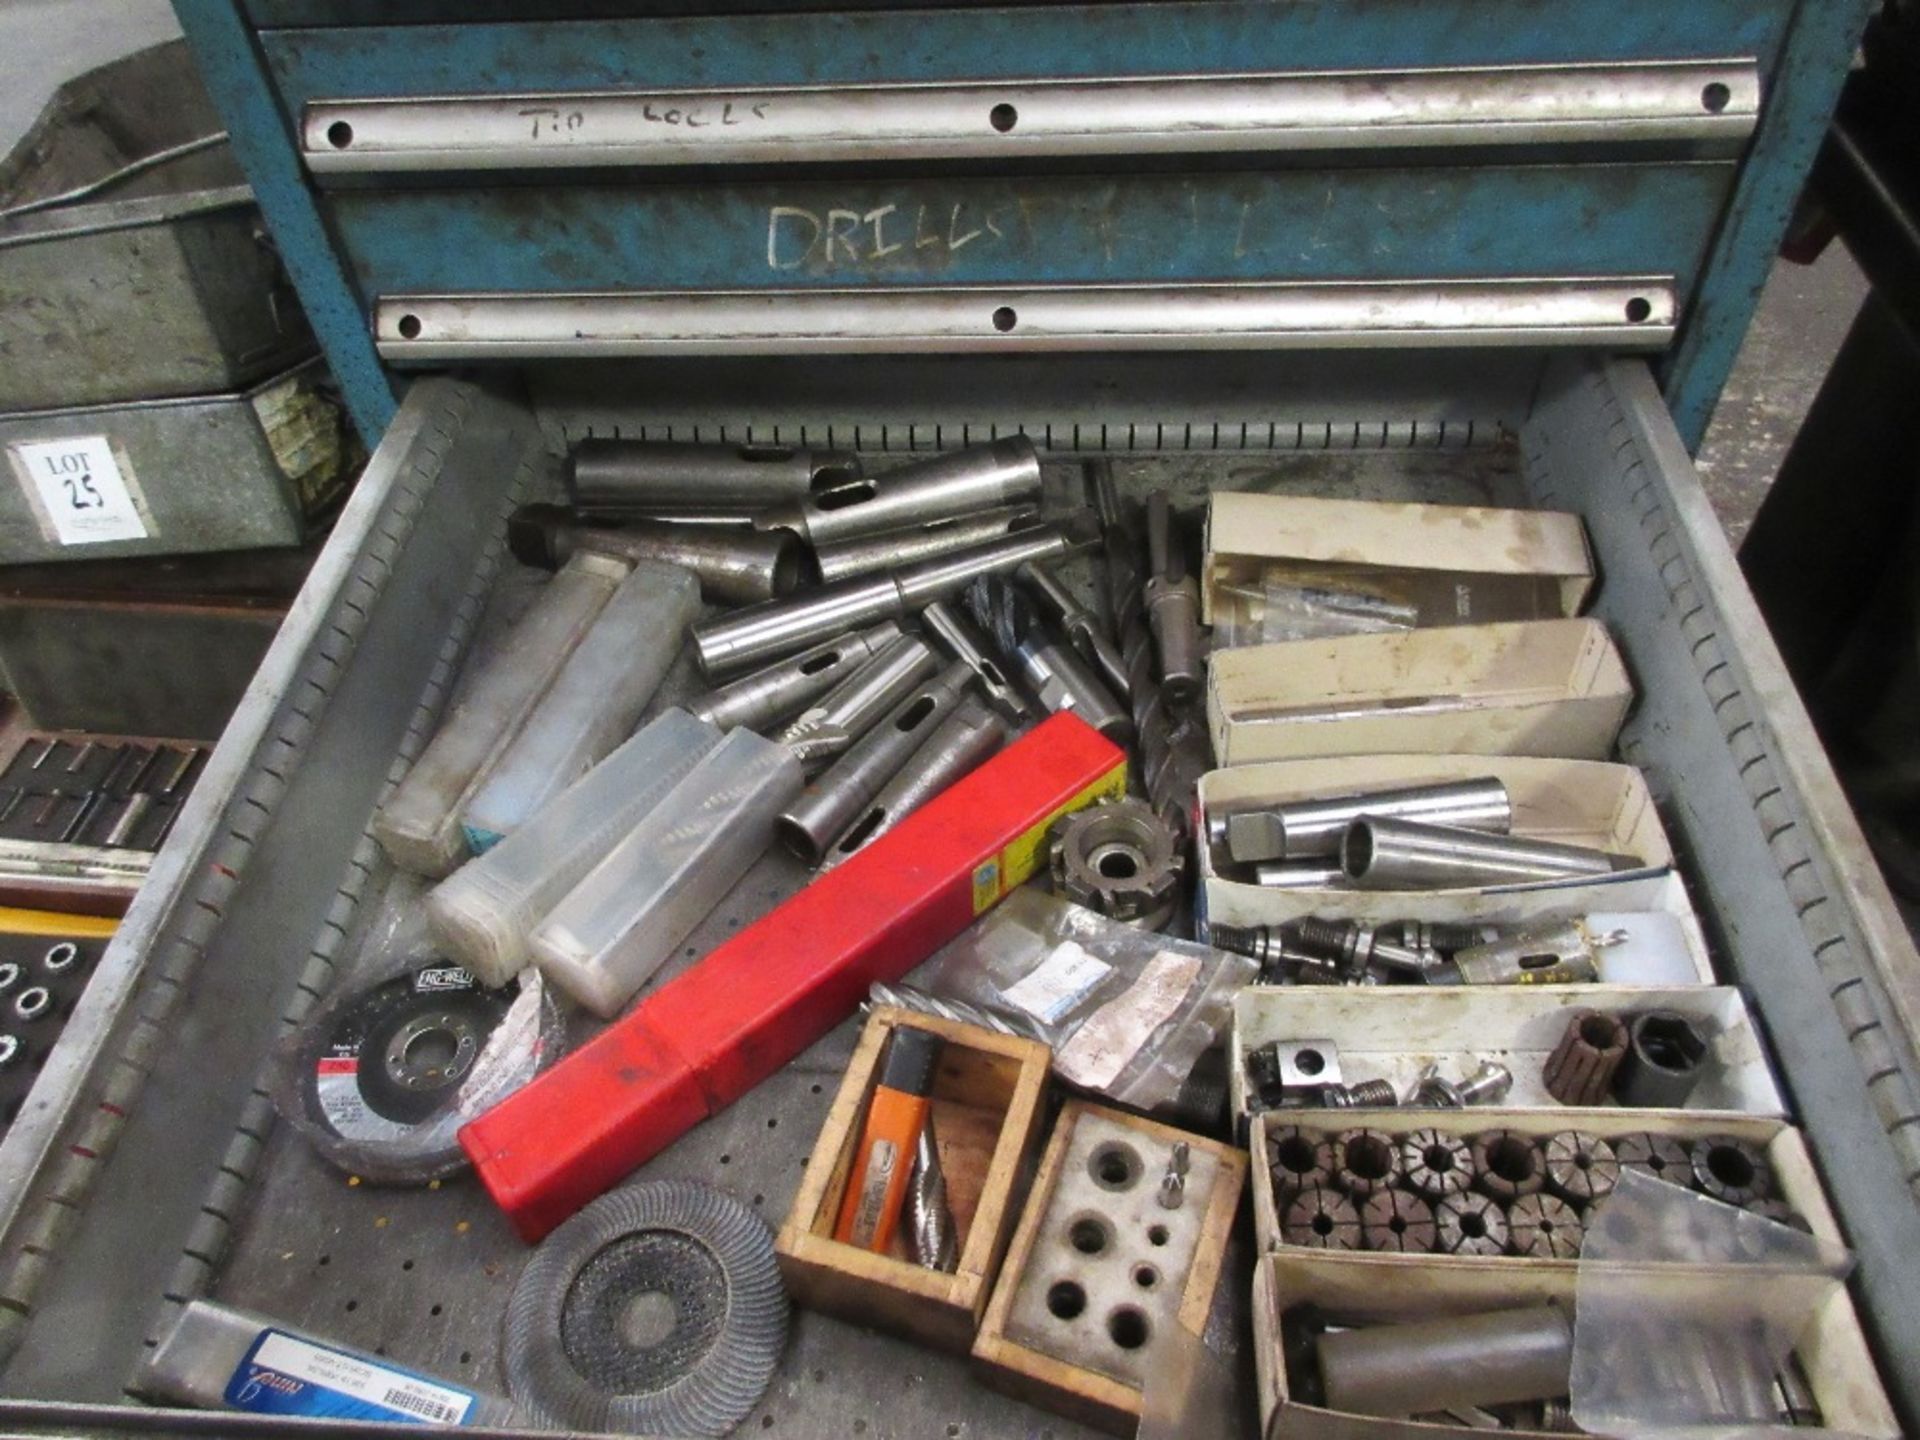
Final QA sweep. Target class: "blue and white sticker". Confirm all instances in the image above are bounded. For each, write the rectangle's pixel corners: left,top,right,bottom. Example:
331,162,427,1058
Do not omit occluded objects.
225,1329,477,1426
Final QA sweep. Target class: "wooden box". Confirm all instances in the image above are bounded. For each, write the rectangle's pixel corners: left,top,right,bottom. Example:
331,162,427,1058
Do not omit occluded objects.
776,1005,1052,1353
972,1100,1248,1435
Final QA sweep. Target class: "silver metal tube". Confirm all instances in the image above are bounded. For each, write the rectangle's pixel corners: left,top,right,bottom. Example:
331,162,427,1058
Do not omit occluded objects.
1144,491,1205,704
820,696,1008,869
813,505,1040,583
1343,816,1637,890
1251,860,1348,889
1009,633,1132,743
779,635,940,766
684,622,901,732
920,599,1032,722
755,436,1041,546
567,439,860,515
1219,778,1513,863
1020,562,1131,698
778,662,974,862
1318,1305,1573,1417
692,521,1083,676
506,505,808,604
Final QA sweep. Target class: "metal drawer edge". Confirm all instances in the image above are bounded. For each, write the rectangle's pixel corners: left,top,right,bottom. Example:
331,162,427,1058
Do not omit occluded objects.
375,278,1676,361
304,60,1759,172
0,379,540,1378
1529,357,1920,1413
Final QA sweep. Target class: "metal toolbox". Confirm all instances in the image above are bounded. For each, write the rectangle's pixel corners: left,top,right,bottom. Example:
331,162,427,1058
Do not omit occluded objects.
0,360,349,565
0,41,313,412
1,0,1912,1433
0,357,1915,1434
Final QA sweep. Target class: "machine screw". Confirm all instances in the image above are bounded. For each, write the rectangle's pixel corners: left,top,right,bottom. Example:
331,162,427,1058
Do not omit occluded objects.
1409,1059,1514,1108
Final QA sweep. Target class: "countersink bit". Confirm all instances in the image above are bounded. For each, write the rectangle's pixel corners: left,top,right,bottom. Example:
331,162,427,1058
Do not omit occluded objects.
1157,1142,1190,1210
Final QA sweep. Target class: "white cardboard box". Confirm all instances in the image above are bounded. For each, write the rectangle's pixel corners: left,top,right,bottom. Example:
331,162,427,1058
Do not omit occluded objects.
1251,1249,1899,1440
1202,493,1594,629
1207,619,1633,767
1197,754,1704,935
1229,985,1778,1121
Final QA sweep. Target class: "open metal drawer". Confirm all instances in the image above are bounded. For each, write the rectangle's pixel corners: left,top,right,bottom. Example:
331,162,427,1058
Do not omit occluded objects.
0,354,1915,1435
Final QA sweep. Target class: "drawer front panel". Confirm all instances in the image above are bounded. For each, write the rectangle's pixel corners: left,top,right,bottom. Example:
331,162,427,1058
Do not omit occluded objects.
260,1,1794,99
301,63,1760,174
327,163,1733,294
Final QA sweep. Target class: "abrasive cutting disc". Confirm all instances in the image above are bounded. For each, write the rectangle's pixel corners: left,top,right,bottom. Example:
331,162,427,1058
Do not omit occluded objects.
504,1181,787,1436
267,952,563,1185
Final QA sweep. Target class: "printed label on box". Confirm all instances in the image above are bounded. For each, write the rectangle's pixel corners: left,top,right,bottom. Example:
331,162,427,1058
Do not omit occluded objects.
224,1329,477,1426
8,435,150,545
1003,941,1112,1025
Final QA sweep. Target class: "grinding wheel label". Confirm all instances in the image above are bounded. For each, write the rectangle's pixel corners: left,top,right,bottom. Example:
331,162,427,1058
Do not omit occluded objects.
226,1330,476,1426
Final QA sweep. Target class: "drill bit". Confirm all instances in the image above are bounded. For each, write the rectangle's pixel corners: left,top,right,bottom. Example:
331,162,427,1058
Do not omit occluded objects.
864,982,1052,1046
907,1121,957,1272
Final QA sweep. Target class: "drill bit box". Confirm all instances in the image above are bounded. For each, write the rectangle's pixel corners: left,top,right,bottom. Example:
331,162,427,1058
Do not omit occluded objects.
1228,986,1779,1125
1248,1108,1839,1270
776,1006,1053,1354
1249,1248,1897,1440
1197,753,1700,933
1201,493,1594,636
1207,618,1634,767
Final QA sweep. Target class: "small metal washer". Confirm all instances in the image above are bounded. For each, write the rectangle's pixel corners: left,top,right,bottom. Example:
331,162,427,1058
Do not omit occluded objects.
40,942,79,973
13,987,53,1023
1544,1130,1619,1206
383,1010,482,1093
1507,1194,1585,1259
1435,1192,1510,1257
1398,1128,1473,1200
0,1034,22,1069
0,963,20,996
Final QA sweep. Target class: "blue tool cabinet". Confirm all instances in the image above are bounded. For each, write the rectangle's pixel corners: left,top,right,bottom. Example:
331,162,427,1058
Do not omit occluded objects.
0,3,1913,1437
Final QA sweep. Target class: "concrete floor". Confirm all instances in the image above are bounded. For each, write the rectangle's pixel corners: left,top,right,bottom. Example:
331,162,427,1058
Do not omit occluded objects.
1696,245,1870,544
0,0,1869,544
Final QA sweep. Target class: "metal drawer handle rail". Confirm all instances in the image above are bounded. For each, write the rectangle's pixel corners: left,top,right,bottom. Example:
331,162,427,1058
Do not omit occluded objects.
375,278,1676,360
305,60,1758,173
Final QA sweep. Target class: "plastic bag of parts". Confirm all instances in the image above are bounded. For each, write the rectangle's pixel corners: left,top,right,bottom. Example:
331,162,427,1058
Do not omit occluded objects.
266,898,567,1184
1138,1320,1255,1440
1213,578,1418,649
1571,1170,1856,1437
928,888,1256,1113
